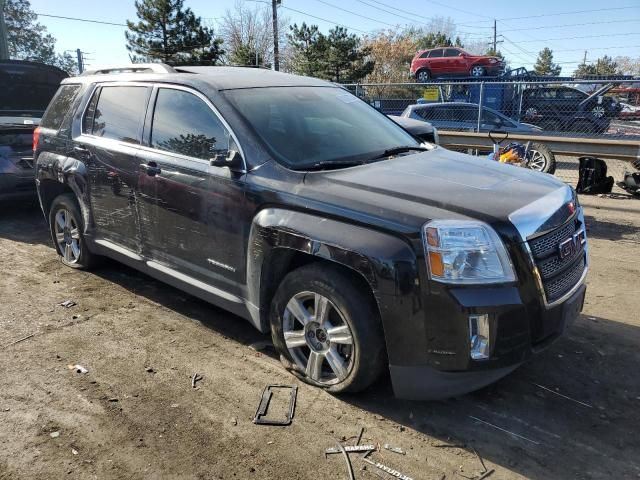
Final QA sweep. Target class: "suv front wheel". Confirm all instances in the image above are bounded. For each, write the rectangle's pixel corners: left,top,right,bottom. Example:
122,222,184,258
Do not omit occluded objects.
49,193,97,270
270,263,385,394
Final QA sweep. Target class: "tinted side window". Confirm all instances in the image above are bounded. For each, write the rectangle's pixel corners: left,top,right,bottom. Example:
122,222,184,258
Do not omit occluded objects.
419,51,430,58
88,86,148,143
429,49,444,58
449,106,476,122
150,88,230,160
40,84,82,129
444,48,460,57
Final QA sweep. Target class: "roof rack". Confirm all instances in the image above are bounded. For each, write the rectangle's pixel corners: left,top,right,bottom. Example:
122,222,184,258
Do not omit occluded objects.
81,63,176,76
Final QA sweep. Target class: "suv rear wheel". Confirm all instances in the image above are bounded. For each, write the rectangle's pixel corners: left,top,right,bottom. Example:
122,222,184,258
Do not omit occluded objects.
270,263,385,394
49,193,97,270
416,69,430,82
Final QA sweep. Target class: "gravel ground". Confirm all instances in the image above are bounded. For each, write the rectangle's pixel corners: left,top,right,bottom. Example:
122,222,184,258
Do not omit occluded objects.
0,193,639,480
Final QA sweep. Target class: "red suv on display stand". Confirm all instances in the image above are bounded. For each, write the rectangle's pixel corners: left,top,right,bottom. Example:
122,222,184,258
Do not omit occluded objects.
410,47,504,81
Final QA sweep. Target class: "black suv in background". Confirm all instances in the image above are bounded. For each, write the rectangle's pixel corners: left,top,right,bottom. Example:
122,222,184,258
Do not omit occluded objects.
0,60,67,201
35,65,588,400
521,84,621,134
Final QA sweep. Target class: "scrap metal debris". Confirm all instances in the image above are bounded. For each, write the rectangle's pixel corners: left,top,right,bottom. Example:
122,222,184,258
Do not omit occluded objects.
362,457,413,480
325,445,376,456
253,384,297,426
355,426,364,446
68,364,88,374
383,444,406,455
3,333,34,348
334,441,356,480
477,470,495,480
59,300,76,308
191,373,203,388
471,447,487,474
532,383,593,408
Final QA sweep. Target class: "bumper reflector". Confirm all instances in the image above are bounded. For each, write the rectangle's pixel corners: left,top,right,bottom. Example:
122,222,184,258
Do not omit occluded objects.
469,314,490,360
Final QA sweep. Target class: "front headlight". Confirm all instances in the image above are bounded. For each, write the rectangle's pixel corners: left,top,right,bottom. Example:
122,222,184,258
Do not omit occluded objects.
423,220,516,284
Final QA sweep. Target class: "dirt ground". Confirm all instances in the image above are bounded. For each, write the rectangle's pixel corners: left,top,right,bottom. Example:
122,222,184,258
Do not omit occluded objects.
1,193,639,480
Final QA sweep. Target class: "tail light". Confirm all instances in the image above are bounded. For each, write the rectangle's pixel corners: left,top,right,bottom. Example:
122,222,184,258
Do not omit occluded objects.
33,126,41,152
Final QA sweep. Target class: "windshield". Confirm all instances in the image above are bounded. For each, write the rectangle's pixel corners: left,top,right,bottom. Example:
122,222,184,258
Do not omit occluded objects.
223,86,420,169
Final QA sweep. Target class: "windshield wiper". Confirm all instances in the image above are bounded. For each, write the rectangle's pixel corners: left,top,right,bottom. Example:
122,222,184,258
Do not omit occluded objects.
370,145,427,161
296,159,366,171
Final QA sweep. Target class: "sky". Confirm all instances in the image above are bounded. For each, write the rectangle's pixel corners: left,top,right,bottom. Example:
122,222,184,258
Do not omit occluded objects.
27,0,640,75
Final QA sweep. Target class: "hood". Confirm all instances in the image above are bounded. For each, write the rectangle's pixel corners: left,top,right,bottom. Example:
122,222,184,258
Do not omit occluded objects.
302,148,569,239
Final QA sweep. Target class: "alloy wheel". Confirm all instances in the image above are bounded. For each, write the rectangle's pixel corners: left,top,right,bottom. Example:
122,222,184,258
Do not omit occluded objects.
54,209,81,264
282,291,355,386
417,70,430,82
471,66,484,77
591,105,606,118
527,150,548,172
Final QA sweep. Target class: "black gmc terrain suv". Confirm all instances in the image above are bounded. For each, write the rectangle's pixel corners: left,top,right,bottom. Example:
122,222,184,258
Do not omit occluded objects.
35,65,588,400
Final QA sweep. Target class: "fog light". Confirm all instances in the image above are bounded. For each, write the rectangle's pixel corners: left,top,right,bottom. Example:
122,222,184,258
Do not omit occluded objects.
469,314,490,360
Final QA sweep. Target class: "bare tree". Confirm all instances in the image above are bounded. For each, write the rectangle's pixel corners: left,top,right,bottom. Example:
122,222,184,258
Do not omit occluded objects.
217,1,288,68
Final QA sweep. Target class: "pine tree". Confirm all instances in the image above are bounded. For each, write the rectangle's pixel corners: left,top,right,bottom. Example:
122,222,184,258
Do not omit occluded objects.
415,32,462,50
574,56,619,77
324,27,374,83
3,0,78,73
533,47,561,76
125,0,224,66
288,23,328,78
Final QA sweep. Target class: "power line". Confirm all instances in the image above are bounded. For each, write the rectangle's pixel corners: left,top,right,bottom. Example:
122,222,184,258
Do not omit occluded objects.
352,0,490,37
497,5,640,22
499,18,640,33
34,12,127,27
280,5,367,33
517,31,640,44
311,0,398,28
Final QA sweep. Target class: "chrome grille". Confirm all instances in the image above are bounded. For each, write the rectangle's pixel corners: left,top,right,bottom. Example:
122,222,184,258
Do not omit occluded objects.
544,257,586,303
529,221,576,259
527,216,586,303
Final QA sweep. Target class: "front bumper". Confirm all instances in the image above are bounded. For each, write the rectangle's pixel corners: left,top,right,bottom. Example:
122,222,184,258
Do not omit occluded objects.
388,282,586,400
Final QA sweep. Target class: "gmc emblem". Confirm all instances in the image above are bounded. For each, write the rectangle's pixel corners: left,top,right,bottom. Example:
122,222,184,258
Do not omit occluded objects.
558,229,586,260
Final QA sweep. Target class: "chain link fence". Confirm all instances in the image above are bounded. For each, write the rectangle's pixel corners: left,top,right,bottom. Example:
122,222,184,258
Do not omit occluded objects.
344,79,640,194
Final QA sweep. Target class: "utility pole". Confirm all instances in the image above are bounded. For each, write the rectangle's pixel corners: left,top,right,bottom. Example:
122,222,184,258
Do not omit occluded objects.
582,50,587,65
271,0,280,71
492,19,497,53
0,0,10,60
76,48,84,74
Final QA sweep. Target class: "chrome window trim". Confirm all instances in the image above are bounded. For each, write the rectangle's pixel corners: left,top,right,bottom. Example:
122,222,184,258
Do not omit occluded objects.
78,81,247,173
148,84,247,172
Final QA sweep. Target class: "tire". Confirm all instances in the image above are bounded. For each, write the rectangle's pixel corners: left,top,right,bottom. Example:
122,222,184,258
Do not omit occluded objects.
270,263,385,394
527,142,556,174
48,193,97,270
416,69,430,82
470,65,485,77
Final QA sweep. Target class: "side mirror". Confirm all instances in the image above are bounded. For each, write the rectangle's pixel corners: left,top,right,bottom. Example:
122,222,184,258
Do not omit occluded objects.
210,149,243,170
459,52,465,57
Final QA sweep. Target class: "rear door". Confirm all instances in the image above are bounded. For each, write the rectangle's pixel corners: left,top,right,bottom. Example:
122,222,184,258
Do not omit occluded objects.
443,48,465,74
138,86,247,294
427,49,446,75
78,84,151,253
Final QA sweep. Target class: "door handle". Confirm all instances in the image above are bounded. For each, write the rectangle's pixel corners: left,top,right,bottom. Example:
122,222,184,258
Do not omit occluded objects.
141,162,162,176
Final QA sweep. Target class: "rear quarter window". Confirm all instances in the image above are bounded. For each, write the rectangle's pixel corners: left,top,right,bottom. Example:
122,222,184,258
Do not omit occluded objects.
40,84,82,130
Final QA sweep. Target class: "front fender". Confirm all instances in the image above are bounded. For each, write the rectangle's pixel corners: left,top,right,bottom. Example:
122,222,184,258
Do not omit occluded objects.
247,208,423,365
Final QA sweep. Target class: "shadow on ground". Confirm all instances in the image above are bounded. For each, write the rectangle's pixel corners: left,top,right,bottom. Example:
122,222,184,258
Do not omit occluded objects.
4,204,640,480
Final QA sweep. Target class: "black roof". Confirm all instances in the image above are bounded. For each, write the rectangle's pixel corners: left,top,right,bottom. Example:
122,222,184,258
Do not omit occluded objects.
66,66,333,91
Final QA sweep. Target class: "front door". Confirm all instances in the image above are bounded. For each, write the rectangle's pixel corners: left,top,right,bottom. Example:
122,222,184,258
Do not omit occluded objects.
138,86,247,295
78,84,151,253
